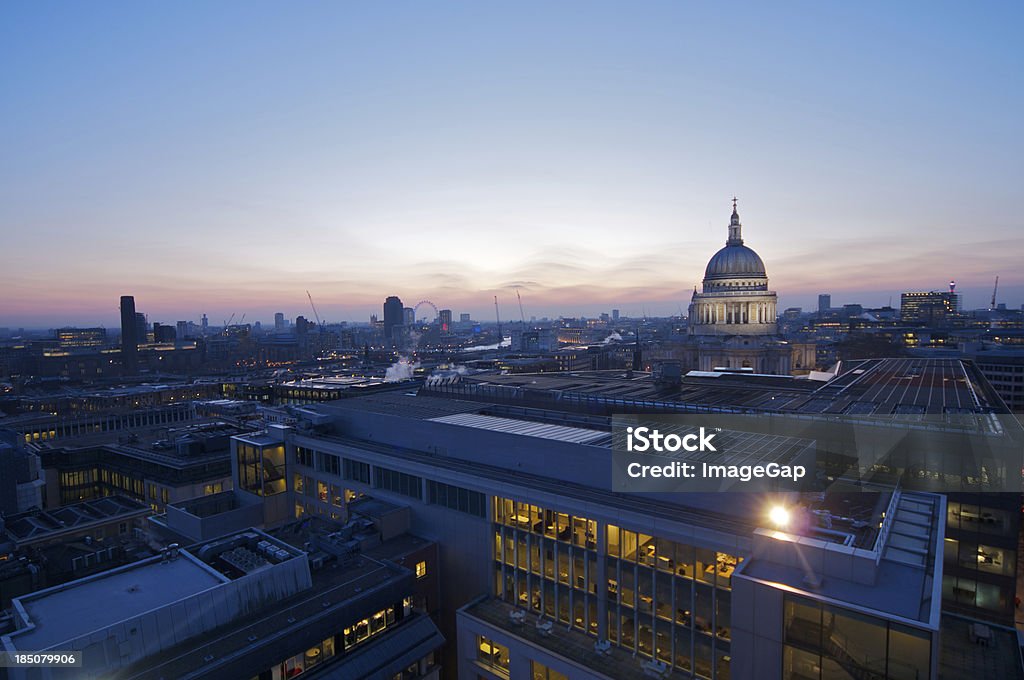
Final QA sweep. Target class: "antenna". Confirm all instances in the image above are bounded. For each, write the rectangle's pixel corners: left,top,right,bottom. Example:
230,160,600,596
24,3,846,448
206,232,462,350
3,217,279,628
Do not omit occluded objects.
494,295,502,343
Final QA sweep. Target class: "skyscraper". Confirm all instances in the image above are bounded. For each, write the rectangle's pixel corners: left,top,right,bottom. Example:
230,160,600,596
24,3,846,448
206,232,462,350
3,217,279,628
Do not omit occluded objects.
818,293,831,314
274,312,285,331
383,296,404,341
439,309,453,332
120,295,138,375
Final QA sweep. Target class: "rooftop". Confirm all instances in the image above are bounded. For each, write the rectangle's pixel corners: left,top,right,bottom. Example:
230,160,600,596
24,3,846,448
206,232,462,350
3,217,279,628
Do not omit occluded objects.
737,491,943,625
6,552,226,651
939,614,1024,679
1,495,149,545
421,358,1012,417
461,597,653,680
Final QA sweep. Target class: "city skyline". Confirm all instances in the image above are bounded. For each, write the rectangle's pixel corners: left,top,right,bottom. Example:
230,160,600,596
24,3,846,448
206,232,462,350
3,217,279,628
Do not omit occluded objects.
3,2,1022,326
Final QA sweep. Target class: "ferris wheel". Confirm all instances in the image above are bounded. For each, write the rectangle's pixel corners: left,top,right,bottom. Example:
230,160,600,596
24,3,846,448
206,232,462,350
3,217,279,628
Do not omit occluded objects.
413,300,439,321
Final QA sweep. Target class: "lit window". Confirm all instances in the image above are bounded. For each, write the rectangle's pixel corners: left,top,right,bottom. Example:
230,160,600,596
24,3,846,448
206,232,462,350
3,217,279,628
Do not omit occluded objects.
415,561,427,578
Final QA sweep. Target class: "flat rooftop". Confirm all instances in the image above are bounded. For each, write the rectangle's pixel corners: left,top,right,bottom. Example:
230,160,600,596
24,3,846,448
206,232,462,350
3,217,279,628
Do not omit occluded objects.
738,492,942,625
462,597,652,680
939,614,1024,679
7,553,226,651
2,495,148,544
422,357,1011,417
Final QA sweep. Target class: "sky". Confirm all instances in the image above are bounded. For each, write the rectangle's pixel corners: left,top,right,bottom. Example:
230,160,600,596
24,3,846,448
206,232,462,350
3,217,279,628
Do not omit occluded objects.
2,1,1022,328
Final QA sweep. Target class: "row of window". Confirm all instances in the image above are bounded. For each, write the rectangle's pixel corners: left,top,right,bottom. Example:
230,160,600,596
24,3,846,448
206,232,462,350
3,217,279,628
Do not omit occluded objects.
294,474,344,507
265,599,414,679
374,467,422,499
427,480,486,517
783,593,930,680
493,497,598,549
345,458,371,484
295,446,342,476
296,446,491,523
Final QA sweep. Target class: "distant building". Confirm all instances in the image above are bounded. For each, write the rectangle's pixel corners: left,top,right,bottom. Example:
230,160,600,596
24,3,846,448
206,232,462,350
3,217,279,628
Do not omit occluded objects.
818,293,831,314
274,312,286,331
176,320,188,339
901,291,961,325
439,309,453,332
460,313,472,323
384,296,404,342
685,201,815,373
54,327,106,348
404,307,416,326
152,322,176,343
119,295,138,375
135,312,147,343
612,309,620,321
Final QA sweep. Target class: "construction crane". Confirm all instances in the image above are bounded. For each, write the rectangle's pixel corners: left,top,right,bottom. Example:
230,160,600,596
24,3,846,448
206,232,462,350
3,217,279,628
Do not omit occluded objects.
223,313,235,328
516,289,526,324
494,295,502,343
306,290,325,330
991,276,999,310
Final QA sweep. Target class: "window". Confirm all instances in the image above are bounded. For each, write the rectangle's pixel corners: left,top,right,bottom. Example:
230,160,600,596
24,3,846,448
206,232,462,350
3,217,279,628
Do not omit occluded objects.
374,467,421,499
530,660,567,680
476,636,509,676
415,561,427,578
782,593,931,679
295,446,315,467
343,607,396,651
344,458,371,484
427,480,485,517
316,451,341,476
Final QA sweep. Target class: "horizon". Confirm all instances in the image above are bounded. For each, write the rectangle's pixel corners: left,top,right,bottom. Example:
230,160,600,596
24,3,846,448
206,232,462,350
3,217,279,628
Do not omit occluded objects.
3,2,1022,327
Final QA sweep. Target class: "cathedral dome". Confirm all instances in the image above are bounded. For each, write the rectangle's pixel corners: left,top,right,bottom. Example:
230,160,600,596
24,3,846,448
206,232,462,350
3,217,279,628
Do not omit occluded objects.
703,243,766,281
701,199,768,285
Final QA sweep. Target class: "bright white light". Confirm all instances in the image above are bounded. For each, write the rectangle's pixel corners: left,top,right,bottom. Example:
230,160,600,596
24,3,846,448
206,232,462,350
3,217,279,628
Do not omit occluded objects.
769,506,790,528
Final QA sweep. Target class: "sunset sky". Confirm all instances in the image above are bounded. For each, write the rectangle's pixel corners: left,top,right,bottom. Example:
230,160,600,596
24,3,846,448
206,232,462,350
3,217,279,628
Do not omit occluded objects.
2,2,1022,327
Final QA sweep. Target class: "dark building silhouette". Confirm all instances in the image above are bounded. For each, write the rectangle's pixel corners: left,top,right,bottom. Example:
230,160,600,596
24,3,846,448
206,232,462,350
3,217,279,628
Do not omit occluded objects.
383,295,404,341
153,322,176,343
120,295,139,374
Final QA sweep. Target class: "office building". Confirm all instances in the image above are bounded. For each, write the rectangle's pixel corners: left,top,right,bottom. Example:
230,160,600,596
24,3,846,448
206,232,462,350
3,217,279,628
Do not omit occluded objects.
53,328,107,348
384,296,405,342
817,294,831,314
406,307,417,326
0,524,444,680
901,291,961,325
274,311,286,331
439,309,453,333
189,355,1018,680
119,295,138,375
